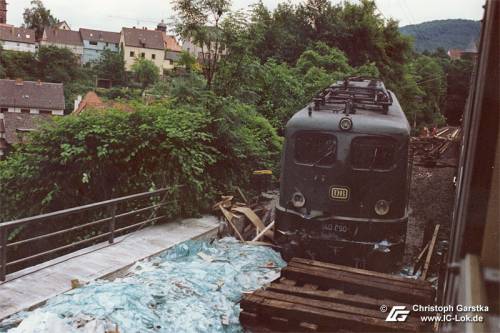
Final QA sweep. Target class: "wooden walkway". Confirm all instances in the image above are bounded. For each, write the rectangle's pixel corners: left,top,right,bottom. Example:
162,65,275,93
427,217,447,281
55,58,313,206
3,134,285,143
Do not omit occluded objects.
0,216,219,320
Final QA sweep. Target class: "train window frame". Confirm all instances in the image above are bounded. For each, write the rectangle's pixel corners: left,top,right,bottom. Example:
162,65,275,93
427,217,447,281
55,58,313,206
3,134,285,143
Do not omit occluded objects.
350,136,398,172
293,131,337,167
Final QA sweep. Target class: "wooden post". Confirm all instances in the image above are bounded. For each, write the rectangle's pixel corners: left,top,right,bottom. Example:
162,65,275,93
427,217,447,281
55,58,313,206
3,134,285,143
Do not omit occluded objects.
421,224,440,280
109,204,117,244
0,226,7,281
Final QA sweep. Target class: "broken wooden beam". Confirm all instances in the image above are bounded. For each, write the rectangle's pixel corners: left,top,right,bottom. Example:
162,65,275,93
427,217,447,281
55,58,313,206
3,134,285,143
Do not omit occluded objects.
421,224,440,280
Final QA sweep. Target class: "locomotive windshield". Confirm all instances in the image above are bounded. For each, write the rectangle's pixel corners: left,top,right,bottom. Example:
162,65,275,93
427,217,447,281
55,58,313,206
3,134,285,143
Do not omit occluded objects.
351,137,396,170
294,132,336,166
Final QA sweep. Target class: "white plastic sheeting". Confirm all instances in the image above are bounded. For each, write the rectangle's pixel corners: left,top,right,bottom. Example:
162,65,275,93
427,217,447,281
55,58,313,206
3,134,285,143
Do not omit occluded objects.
2,238,285,333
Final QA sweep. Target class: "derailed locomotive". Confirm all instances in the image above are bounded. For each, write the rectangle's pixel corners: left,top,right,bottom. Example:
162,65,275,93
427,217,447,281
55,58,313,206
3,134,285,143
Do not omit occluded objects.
275,77,411,270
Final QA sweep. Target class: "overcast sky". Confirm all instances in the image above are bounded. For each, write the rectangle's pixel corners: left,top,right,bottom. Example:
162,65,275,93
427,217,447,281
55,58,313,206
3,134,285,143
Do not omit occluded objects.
5,0,485,32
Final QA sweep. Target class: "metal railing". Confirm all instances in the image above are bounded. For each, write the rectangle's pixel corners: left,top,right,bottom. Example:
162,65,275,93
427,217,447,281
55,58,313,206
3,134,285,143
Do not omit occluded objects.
0,188,172,281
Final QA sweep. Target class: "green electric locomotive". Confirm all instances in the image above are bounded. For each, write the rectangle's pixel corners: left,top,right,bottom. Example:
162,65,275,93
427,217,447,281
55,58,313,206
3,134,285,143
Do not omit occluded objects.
275,77,411,270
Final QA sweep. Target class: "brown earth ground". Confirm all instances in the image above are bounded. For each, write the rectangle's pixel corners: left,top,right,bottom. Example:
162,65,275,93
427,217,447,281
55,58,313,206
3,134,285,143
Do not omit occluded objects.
403,140,460,277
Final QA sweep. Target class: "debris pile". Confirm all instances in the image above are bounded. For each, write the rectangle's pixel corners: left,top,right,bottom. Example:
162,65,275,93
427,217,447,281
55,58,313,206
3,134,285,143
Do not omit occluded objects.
411,126,461,167
240,258,435,332
214,188,277,245
1,238,286,333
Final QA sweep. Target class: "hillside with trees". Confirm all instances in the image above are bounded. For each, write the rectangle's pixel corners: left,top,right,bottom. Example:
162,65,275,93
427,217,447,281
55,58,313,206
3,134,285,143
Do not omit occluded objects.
400,19,481,52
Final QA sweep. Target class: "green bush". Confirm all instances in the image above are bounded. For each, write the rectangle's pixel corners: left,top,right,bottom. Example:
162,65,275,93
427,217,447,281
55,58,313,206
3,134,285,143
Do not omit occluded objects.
0,99,281,222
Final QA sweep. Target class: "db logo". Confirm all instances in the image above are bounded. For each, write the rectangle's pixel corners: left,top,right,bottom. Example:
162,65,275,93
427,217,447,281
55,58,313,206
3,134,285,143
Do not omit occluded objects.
384,305,410,322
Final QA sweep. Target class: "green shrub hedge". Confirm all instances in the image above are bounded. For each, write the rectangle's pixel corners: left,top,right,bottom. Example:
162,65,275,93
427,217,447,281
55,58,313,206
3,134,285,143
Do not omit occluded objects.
0,98,282,222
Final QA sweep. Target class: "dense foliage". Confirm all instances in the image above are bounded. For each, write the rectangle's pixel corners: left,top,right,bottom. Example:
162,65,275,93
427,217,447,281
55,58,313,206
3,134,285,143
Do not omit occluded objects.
0,95,281,221
400,19,480,53
131,58,160,89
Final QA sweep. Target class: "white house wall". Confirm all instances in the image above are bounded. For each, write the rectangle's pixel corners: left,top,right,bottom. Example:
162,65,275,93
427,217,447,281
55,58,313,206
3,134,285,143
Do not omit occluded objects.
0,40,36,53
1,107,63,115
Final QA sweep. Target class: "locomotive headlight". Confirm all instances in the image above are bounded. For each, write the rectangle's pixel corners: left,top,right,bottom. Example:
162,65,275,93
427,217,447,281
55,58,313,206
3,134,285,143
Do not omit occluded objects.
291,192,306,208
339,117,353,131
374,200,390,216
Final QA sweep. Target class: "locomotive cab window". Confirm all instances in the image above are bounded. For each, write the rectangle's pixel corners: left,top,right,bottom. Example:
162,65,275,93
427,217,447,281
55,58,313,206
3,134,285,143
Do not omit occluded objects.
294,132,336,166
351,137,396,171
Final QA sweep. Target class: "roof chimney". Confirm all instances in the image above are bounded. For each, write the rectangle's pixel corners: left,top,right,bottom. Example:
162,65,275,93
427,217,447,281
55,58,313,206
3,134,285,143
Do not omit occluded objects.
15,78,23,86
0,118,5,135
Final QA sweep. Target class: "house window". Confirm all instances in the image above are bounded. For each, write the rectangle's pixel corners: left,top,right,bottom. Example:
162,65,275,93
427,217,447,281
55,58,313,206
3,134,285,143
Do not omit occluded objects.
169,59,173,65
21,109,30,114
152,54,156,60
39,110,52,115
141,52,145,58
130,51,135,57
0,108,7,113
89,41,98,46
106,42,109,47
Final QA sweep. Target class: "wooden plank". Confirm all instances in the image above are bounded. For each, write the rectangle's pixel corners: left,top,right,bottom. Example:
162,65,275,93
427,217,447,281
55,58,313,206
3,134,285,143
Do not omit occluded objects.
280,278,297,286
421,224,440,280
254,290,387,320
219,207,245,241
236,187,248,204
231,207,273,239
239,311,259,326
282,265,434,304
413,242,430,275
254,289,422,327
266,283,410,310
288,261,433,294
288,261,434,295
241,295,419,332
245,241,281,249
288,262,433,293
291,257,432,289
251,221,274,242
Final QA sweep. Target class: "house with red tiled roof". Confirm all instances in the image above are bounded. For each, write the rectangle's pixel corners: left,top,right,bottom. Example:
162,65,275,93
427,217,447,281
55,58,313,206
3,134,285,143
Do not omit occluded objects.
40,27,84,63
73,91,105,114
73,91,135,115
162,31,182,69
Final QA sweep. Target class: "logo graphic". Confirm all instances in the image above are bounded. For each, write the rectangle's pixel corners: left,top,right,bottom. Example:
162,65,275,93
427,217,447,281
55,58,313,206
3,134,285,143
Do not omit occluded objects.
329,186,350,201
385,306,410,322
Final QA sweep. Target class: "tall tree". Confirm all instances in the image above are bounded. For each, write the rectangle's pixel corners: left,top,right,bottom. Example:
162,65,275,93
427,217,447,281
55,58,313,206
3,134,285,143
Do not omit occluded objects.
172,0,231,88
22,0,58,40
37,45,80,83
131,58,160,89
94,49,126,86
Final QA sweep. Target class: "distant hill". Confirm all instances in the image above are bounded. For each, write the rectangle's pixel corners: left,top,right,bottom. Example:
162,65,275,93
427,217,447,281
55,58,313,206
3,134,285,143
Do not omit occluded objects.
400,19,481,53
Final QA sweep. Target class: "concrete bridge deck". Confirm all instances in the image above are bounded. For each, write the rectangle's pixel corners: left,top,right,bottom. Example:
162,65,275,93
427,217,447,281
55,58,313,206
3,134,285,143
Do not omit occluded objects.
0,216,219,321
